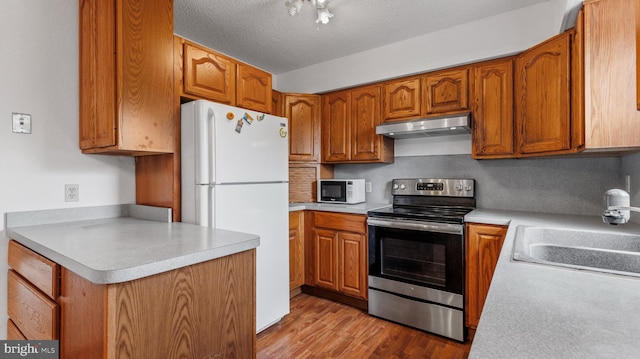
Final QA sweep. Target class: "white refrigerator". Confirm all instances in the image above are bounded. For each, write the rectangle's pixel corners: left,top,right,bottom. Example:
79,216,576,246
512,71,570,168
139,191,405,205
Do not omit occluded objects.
181,100,290,332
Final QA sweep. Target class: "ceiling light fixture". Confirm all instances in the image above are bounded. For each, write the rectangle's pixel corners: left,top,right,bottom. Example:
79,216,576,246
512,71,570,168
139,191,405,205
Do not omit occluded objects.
285,0,334,24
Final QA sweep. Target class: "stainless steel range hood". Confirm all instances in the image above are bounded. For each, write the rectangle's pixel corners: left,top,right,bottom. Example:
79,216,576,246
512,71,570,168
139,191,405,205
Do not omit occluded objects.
376,112,471,139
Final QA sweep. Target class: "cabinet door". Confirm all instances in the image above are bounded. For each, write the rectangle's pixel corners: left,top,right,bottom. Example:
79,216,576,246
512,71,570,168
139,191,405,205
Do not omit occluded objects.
236,63,272,113
322,91,351,162
338,232,367,300
423,67,469,115
313,228,339,291
79,0,116,149
289,211,305,290
286,94,322,162
351,85,384,162
79,0,174,155
472,58,516,159
384,77,422,121
516,32,571,155
465,223,507,330
183,41,236,105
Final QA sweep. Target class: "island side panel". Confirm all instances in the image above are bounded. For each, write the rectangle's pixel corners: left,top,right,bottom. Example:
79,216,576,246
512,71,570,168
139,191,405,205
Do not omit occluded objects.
61,249,256,359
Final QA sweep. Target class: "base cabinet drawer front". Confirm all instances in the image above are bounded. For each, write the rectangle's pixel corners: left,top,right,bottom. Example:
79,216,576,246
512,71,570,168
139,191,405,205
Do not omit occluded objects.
7,319,27,340
8,240,60,299
313,212,366,233
7,270,59,340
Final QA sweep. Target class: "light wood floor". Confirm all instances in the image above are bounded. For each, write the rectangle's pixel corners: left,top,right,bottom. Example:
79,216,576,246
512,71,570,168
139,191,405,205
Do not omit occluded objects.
257,294,471,358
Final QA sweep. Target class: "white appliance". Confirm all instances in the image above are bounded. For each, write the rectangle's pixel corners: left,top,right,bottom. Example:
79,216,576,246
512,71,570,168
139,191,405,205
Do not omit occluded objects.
181,100,289,332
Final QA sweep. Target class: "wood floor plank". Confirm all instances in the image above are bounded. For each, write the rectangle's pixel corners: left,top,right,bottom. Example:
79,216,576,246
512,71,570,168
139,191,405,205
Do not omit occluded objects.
257,294,471,358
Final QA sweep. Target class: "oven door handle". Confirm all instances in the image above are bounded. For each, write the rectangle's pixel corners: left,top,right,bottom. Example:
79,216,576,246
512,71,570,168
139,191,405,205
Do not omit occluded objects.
367,218,463,235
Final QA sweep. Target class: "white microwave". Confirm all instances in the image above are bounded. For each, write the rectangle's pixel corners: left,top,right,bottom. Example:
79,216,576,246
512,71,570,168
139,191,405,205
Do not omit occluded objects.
317,179,366,204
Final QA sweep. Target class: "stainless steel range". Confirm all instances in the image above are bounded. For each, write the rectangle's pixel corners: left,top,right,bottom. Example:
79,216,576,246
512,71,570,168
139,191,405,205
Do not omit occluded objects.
367,178,475,342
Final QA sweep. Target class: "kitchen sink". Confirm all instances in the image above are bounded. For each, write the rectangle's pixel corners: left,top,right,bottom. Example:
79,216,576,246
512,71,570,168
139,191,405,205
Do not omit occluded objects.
512,226,640,277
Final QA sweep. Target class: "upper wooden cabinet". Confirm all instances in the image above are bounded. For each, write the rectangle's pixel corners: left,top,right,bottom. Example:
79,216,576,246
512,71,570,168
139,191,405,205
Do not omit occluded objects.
637,0,640,110
583,0,640,150
515,31,574,156
423,67,470,115
322,90,351,162
79,0,174,155
383,76,422,121
322,85,394,163
285,94,322,162
237,64,273,113
176,36,273,113
182,39,236,105
471,58,515,159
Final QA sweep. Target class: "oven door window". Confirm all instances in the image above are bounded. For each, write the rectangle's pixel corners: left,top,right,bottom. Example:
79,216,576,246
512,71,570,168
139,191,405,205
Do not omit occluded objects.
369,225,463,294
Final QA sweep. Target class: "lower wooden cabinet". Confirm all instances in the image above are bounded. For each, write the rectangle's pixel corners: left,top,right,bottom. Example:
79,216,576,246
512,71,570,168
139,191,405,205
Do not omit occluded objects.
309,212,368,301
7,240,60,341
289,211,305,290
465,223,507,331
59,249,256,359
7,239,256,358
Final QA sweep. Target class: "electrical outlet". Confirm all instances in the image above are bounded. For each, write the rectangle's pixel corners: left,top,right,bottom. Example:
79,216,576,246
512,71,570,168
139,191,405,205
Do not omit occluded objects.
65,184,79,202
626,175,632,193
365,181,372,193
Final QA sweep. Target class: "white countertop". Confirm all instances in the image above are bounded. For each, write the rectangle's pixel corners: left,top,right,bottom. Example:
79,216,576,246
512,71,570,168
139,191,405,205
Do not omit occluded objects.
289,202,391,214
466,209,640,358
6,205,259,284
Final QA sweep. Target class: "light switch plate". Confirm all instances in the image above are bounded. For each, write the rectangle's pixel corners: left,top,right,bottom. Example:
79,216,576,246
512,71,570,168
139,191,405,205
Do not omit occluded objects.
12,112,32,134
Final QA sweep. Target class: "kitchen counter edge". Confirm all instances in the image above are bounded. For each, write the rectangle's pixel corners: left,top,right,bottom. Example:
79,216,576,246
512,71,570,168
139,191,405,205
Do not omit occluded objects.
6,204,260,285
289,202,391,214
465,209,640,358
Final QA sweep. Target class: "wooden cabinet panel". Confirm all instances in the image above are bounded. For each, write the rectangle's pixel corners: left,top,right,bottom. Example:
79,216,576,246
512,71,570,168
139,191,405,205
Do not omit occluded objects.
465,223,507,330
338,232,367,300
637,0,640,110
60,250,256,359
7,319,27,340
8,240,60,299
351,85,384,162
516,32,572,155
310,212,368,301
384,77,422,121
236,63,272,113
79,0,174,155
583,0,640,149
288,163,333,203
314,212,366,233
289,211,305,290
183,40,236,105
322,91,351,162
314,228,339,291
7,270,59,340
272,90,284,116
471,58,516,159
423,67,469,115
322,86,393,163
286,94,322,162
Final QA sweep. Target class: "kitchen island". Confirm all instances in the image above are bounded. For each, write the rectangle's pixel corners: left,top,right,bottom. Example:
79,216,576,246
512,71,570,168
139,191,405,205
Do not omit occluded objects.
6,204,259,358
466,209,640,358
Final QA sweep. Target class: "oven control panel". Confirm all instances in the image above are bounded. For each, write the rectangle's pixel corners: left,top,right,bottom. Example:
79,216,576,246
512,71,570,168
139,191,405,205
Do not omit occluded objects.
391,178,474,197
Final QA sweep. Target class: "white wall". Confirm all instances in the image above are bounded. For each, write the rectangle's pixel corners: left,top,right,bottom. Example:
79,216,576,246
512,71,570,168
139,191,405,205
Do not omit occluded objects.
274,1,564,94
0,0,136,338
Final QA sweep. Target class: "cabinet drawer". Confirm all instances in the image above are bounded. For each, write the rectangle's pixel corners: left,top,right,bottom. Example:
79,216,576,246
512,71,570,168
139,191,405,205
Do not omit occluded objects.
7,270,59,340
8,240,60,299
314,212,366,233
7,319,27,340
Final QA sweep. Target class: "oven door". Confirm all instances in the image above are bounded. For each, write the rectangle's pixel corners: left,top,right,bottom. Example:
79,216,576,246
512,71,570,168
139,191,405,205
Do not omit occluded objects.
368,218,464,295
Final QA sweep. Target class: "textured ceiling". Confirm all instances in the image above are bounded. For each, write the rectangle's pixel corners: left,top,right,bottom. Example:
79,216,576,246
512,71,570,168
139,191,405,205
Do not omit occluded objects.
174,0,550,75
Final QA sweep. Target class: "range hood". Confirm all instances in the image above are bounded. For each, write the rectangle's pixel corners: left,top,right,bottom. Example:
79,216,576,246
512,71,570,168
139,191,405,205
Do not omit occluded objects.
376,112,472,139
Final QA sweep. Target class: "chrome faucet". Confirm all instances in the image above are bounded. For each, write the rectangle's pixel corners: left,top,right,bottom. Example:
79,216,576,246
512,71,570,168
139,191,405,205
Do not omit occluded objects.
602,189,640,225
